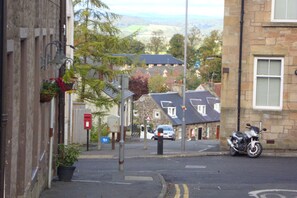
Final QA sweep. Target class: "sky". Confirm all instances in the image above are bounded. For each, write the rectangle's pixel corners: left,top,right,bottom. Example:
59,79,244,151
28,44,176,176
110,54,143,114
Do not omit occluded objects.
103,0,224,18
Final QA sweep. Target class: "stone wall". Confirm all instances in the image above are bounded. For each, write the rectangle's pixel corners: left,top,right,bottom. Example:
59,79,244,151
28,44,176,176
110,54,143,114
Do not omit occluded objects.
4,0,61,197
221,0,297,150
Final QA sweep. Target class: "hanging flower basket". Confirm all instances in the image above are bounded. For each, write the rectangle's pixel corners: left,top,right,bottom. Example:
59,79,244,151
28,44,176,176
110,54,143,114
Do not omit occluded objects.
40,80,60,103
40,93,55,103
64,82,75,91
53,77,76,92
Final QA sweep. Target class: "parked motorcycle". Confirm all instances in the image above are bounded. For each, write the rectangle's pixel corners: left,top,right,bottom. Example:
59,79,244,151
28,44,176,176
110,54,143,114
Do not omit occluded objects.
227,123,266,158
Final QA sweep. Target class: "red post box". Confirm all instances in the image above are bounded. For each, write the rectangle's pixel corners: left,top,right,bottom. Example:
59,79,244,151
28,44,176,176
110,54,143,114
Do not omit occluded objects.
84,113,92,130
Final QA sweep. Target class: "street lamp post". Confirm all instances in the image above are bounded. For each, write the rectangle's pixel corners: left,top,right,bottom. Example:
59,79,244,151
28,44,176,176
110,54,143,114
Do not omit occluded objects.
119,74,129,172
181,0,188,152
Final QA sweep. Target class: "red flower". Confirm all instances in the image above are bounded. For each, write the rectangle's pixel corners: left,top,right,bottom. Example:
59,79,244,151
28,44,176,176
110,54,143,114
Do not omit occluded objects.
50,77,67,92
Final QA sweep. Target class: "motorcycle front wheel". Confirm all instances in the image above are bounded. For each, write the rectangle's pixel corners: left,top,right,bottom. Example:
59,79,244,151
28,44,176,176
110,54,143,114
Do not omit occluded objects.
230,147,238,156
247,143,262,158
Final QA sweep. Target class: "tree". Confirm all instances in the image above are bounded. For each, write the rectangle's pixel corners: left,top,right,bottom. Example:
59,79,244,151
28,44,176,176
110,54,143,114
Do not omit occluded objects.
124,38,146,54
73,0,125,105
187,26,202,68
198,30,222,83
148,75,169,93
146,30,166,54
167,34,184,59
129,75,149,100
188,26,202,48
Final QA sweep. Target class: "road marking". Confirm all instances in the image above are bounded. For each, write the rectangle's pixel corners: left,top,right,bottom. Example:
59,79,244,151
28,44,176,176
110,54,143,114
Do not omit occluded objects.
125,176,153,181
174,184,180,198
198,148,209,152
174,184,189,198
72,179,131,185
249,189,297,198
78,154,113,159
183,184,189,198
185,165,206,169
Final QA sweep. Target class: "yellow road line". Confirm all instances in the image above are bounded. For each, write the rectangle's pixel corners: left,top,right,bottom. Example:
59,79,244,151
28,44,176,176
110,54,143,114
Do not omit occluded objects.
174,184,180,198
183,184,189,198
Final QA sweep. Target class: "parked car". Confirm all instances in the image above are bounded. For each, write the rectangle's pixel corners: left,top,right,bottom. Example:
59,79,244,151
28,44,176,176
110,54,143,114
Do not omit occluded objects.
154,125,175,141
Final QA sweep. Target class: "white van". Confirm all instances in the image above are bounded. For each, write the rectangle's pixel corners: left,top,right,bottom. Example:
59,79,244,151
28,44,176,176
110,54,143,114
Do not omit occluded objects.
139,125,155,140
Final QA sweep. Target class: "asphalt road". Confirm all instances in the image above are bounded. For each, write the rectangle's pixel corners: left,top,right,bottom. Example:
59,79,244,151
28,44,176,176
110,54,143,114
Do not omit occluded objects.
76,155,297,198
161,156,297,198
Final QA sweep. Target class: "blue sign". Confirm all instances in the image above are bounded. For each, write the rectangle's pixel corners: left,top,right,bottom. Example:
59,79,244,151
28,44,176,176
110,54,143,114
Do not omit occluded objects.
194,61,200,69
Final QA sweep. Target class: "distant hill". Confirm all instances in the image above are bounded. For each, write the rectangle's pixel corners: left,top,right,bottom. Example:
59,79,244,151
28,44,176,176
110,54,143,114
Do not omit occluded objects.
115,14,223,43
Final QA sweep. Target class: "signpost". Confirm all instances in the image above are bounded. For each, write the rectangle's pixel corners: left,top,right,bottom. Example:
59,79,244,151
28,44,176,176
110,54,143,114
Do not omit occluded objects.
118,74,129,172
107,115,120,150
84,113,92,151
143,116,150,150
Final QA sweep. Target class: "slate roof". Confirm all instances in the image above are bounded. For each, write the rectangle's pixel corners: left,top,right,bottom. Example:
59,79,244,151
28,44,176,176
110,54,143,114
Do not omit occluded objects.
103,80,134,100
113,54,184,65
150,90,220,126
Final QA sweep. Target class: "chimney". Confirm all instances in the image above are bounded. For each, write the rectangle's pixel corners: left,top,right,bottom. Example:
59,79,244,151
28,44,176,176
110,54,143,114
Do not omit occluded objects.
172,83,183,96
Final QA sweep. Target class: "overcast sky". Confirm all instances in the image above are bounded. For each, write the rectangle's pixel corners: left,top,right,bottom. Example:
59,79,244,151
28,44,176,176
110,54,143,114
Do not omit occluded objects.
103,0,224,18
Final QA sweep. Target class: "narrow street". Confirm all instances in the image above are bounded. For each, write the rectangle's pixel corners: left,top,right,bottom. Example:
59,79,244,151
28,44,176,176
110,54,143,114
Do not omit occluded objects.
41,139,297,198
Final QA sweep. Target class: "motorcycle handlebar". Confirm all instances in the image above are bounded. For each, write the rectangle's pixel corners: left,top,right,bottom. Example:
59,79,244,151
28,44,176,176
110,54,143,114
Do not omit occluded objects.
245,124,267,133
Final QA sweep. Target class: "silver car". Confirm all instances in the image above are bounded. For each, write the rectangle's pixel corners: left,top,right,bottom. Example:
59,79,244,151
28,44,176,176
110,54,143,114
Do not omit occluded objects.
154,125,175,141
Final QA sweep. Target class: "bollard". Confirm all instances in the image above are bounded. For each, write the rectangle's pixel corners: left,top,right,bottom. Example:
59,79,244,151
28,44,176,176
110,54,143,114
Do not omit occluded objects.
157,128,163,155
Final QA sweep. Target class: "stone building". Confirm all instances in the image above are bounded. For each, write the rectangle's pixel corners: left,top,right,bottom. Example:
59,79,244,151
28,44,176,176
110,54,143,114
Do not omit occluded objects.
221,0,297,149
0,0,73,197
134,90,220,140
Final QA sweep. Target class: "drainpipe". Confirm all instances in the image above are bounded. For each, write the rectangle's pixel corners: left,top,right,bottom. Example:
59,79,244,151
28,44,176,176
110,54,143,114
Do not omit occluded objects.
237,0,244,132
48,99,55,188
0,0,6,196
58,0,66,144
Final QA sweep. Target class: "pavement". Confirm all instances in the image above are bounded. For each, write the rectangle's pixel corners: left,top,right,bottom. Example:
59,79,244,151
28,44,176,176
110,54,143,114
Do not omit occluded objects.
40,139,297,198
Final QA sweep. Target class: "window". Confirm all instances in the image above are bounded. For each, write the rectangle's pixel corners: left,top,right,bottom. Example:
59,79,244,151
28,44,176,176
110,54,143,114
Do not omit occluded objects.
197,105,206,116
168,107,177,118
154,110,160,119
214,103,220,113
272,0,297,22
253,57,284,110
133,110,139,117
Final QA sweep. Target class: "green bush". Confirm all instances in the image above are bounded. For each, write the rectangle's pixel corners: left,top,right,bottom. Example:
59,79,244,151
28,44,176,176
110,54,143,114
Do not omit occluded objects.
90,125,98,143
56,144,80,167
90,123,110,142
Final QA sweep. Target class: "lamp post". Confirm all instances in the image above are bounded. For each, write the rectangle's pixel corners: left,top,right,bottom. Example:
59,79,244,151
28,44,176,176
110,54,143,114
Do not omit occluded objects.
41,40,74,70
181,0,188,152
119,74,129,172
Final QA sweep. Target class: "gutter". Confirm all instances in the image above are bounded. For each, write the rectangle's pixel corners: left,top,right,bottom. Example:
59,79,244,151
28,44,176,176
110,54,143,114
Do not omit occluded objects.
237,0,244,131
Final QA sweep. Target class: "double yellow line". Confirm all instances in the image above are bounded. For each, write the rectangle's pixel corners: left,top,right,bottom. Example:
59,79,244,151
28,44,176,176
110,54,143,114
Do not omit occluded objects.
174,184,189,198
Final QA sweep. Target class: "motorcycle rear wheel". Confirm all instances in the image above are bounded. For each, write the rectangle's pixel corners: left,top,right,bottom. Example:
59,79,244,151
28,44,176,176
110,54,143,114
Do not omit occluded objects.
247,143,262,158
230,147,238,156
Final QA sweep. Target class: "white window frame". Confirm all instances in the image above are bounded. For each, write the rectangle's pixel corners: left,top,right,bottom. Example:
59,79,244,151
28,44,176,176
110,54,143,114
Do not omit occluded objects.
154,110,160,119
168,107,177,118
197,105,206,116
214,103,220,113
271,0,297,22
133,110,139,117
253,57,284,111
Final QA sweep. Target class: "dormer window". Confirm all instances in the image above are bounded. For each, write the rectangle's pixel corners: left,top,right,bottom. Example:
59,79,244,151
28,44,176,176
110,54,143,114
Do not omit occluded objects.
214,103,220,113
161,101,177,118
197,105,206,116
168,107,177,118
